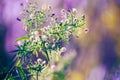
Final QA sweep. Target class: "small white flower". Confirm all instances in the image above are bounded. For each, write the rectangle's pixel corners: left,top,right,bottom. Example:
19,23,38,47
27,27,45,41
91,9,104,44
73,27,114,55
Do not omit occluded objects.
52,38,56,42
51,65,56,70
72,8,77,14
61,9,65,14
44,27,49,31
31,32,34,35
84,28,89,33
35,36,40,41
60,47,67,53
30,36,34,41
73,18,77,22
47,25,50,28
48,5,52,11
52,44,55,48
42,60,46,64
45,42,49,47
37,58,42,64
67,26,71,30
42,35,48,41
34,31,39,35
60,20,64,23
29,14,34,19
65,19,69,23
17,40,24,46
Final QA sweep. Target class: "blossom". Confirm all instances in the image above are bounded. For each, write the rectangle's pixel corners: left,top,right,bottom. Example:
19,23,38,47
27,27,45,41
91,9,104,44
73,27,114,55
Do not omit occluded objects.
42,35,48,41
29,14,34,19
60,47,67,53
72,8,77,14
84,28,89,33
30,36,34,41
17,40,25,46
51,65,56,69
73,18,77,22
45,42,49,47
48,5,52,11
37,58,42,64
42,60,46,64
61,9,65,14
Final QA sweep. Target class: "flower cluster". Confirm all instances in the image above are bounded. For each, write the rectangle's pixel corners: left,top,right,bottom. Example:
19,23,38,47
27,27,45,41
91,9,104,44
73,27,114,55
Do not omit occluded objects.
7,0,85,80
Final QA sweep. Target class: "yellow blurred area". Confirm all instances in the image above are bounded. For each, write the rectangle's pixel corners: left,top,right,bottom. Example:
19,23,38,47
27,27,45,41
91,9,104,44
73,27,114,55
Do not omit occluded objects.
66,71,84,80
68,0,120,80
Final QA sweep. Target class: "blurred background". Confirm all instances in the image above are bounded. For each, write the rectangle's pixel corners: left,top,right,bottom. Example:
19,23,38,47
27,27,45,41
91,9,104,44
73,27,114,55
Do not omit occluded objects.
0,0,120,80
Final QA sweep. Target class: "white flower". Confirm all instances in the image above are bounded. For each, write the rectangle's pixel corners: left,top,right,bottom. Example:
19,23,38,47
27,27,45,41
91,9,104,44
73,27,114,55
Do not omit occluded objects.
42,61,46,64
34,30,42,36
61,9,65,13
17,40,24,46
67,26,72,30
48,5,52,11
65,19,69,23
72,8,77,14
34,31,39,35
29,14,34,19
73,18,77,22
51,65,56,71
31,32,34,35
84,28,89,33
30,36,34,41
60,20,64,23
47,25,50,28
52,44,55,48
35,36,40,41
37,58,42,64
42,35,48,41
52,38,56,42
45,42,49,47
60,47,67,53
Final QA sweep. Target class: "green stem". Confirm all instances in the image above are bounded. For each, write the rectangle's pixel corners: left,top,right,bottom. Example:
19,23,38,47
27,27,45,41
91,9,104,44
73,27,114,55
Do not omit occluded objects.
36,71,39,80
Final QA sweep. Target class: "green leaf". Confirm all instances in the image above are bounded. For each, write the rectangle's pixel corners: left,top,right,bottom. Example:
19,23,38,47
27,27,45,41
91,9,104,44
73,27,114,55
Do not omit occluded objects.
16,36,29,41
18,66,26,79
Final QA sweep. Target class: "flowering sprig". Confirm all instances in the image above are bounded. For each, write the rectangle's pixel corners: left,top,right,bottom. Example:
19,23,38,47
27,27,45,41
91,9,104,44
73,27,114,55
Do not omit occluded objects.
7,0,85,80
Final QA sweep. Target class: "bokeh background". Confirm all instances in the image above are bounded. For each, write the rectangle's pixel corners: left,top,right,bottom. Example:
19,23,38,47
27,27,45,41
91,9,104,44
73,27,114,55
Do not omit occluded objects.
0,0,120,80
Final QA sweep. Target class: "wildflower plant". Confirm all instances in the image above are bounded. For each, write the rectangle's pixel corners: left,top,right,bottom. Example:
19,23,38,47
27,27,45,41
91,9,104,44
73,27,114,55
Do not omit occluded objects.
6,0,85,80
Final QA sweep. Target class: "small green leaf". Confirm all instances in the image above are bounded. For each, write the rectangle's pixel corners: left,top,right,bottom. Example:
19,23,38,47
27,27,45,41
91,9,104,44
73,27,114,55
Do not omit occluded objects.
16,36,29,41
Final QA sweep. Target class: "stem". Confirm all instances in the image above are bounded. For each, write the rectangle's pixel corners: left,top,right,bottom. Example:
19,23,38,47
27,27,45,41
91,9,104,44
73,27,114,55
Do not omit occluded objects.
36,71,39,80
